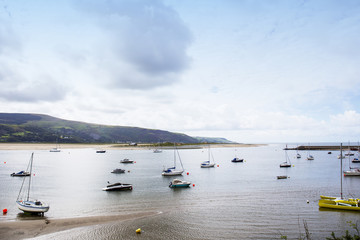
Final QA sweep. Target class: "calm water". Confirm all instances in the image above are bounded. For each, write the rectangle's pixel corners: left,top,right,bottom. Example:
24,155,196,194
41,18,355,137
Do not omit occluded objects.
0,144,359,239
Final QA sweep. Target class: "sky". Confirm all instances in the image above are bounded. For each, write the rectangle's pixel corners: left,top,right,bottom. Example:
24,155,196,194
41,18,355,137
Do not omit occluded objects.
1,0,360,143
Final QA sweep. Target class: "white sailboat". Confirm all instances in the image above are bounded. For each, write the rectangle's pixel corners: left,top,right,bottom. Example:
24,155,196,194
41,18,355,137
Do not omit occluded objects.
344,150,360,176
16,153,50,214
306,143,314,160
280,145,292,168
162,144,184,176
50,137,61,152
296,145,301,158
201,145,216,168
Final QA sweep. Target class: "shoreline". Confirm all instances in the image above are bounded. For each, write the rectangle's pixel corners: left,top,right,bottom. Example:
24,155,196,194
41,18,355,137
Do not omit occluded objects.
0,211,159,240
0,143,264,151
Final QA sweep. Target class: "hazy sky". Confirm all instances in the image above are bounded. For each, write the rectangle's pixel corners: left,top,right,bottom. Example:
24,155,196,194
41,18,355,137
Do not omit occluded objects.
1,0,360,143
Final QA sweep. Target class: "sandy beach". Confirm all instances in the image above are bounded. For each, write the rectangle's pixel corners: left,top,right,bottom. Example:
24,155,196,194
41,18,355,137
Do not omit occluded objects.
0,211,159,240
0,143,263,151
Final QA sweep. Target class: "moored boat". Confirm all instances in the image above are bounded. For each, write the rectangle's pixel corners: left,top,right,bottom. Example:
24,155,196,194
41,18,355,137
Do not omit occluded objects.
169,179,191,188
16,153,49,214
231,157,244,162
111,168,125,174
120,158,134,163
280,145,292,168
162,143,185,176
201,145,216,168
318,144,360,211
102,182,133,191
343,168,360,176
11,171,30,177
352,158,360,163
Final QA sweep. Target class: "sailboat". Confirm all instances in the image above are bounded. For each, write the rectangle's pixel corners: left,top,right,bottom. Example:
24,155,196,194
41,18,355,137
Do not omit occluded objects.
50,137,61,152
16,153,50,214
296,146,301,158
306,143,314,160
201,145,216,168
343,151,360,176
162,144,184,176
280,145,292,168
318,143,360,211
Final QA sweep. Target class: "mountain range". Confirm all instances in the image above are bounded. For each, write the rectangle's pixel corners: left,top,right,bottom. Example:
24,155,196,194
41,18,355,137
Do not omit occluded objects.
0,113,234,144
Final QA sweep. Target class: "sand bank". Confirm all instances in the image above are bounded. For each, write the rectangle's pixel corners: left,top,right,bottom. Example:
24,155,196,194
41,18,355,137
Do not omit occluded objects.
0,211,158,240
0,143,264,151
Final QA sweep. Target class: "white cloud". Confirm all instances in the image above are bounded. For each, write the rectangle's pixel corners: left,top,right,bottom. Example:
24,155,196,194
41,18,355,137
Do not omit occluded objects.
1,0,360,143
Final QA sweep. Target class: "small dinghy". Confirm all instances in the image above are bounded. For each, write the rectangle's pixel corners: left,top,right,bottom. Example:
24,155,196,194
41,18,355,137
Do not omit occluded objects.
169,179,191,188
277,175,288,179
111,168,125,174
102,182,133,191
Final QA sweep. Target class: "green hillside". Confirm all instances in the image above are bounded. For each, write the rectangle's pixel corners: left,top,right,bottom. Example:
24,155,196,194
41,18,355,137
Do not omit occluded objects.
0,113,201,144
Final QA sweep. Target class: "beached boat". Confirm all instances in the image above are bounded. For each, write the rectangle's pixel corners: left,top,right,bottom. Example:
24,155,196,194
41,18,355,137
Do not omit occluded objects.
280,146,292,168
318,143,360,211
169,179,191,188
16,153,50,214
162,144,184,176
201,145,216,168
120,158,134,163
111,168,125,174
11,171,30,177
102,182,133,191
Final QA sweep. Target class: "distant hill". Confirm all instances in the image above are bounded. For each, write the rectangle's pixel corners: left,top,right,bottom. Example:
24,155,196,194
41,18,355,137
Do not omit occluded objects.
193,136,236,144
0,113,233,144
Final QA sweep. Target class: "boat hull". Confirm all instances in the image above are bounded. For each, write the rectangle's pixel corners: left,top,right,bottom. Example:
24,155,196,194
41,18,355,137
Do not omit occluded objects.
16,200,49,213
162,170,183,176
169,183,191,188
102,183,133,191
120,159,134,163
280,164,291,168
318,199,360,211
343,171,360,176
11,172,30,177
231,158,244,162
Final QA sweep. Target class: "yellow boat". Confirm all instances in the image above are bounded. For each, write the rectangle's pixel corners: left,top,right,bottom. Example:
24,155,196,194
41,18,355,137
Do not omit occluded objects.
318,144,360,211
318,198,360,211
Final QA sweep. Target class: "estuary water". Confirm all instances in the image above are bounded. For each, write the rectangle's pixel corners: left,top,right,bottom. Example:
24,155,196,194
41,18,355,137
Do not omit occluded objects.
0,144,359,239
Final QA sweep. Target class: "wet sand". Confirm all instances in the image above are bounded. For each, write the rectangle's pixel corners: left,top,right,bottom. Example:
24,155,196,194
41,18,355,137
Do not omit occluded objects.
0,211,159,240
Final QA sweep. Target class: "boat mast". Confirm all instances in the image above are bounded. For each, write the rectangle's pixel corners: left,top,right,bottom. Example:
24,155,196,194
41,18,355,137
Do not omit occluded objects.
27,152,34,201
173,143,176,168
340,143,343,199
